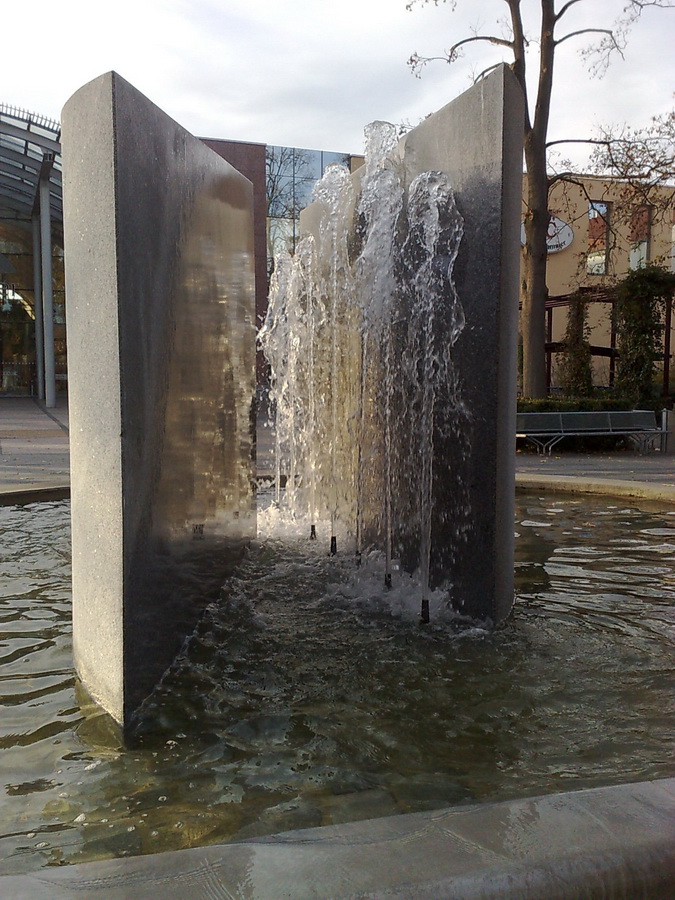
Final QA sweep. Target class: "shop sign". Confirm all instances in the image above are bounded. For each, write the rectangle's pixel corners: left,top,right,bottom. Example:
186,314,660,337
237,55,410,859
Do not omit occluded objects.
521,215,574,254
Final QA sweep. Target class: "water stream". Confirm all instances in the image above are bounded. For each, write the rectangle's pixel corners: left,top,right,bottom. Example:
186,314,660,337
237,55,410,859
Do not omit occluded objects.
258,123,468,608
1,493,674,874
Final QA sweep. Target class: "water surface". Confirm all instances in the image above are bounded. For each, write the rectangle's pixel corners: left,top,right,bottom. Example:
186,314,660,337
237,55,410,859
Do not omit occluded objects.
1,494,673,873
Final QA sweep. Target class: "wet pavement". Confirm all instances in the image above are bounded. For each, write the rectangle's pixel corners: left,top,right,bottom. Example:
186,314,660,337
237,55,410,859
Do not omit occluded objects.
0,396,70,501
1,395,673,501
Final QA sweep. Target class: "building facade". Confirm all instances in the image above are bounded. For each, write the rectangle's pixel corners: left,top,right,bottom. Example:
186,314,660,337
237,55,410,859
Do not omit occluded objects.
0,113,362,395
1,105,673,401
535,175,675,395
0,105,65,403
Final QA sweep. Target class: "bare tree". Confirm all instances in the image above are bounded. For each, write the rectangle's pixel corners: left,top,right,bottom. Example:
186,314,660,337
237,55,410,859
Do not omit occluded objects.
587,110,675,225
408,0,674,398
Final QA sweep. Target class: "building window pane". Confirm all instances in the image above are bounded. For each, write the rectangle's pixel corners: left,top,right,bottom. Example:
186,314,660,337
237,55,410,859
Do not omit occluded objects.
295,149,321,181
629,206,651,270
321,151,350,172
267,174,295,217
294,178,315,212
267,145,294,179
587,202,610,275
629,241,648,271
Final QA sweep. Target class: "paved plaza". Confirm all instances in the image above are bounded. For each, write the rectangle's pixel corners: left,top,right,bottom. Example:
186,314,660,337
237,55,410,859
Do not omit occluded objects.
0,396,70,501
1,395,673,503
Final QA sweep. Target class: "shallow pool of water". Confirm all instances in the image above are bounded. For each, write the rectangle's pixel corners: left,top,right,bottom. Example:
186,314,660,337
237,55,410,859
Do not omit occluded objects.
1,494,674,874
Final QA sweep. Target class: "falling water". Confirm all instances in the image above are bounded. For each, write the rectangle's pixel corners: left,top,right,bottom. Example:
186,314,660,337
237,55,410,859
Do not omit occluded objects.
354,122,405,587
302,236,319,540
400,171,465,620
261,252,292,507
260,122,466,620
312,165,356,555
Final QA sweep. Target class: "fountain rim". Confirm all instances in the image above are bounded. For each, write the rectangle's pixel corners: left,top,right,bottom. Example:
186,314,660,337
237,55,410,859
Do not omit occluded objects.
515,471,675,507
2,778,674,897
4,474,675,508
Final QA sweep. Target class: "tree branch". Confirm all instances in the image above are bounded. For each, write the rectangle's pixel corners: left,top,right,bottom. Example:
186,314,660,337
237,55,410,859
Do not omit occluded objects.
473,62,504,83
409,32,518,77
445,33,515,61
556,28,623,55
546,138,613,149
408,52,454,76
627,1,675,8
555,0,585,22
406,0,457,10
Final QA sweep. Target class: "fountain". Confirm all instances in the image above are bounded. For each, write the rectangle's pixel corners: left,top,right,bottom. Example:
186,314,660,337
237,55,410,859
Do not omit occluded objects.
262,66,523,627
260,123,469,623
2,67,673,898
58,65,521,733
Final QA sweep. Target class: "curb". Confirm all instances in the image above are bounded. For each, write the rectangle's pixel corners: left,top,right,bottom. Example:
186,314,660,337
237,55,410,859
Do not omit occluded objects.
3,778,674,899
0,484,71,506
3,477,674,507
516,472,675,505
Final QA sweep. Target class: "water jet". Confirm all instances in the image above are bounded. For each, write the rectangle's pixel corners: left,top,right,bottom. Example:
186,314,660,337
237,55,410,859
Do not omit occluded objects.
261,67,523,627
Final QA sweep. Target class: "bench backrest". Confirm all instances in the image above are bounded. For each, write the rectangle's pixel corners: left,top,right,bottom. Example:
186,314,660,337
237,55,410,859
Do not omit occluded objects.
607,410,657,431
516,412,562,433
517,409,658,434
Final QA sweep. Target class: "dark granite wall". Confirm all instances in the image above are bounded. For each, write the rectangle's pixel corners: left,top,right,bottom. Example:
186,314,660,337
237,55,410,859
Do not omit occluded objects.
62,73,256,731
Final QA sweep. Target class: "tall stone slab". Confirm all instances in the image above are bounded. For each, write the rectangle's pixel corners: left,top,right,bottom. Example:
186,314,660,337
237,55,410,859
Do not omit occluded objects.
61,73,256,731
398,65,523,623
295,65,522,623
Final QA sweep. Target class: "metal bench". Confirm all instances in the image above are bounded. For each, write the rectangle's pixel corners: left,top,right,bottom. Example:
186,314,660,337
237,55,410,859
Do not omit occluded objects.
516,409,665,455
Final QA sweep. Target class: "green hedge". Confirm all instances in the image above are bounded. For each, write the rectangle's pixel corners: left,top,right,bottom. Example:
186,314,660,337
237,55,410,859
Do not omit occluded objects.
517,397,665,413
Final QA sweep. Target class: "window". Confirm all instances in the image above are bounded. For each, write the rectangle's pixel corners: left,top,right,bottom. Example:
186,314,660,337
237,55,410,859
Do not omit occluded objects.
321,151,350,171
586,202,610,275
628,205,651,270
266,145,351,267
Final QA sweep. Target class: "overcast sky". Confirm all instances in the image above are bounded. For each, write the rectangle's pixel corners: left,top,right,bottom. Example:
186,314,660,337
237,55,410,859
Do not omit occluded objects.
5,0,674,168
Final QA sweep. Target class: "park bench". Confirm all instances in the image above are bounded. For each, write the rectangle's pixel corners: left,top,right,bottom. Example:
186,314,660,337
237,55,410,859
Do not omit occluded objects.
516,409,666,455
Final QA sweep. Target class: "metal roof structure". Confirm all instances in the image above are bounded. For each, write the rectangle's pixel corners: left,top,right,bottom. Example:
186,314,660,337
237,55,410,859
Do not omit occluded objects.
0,103,62,235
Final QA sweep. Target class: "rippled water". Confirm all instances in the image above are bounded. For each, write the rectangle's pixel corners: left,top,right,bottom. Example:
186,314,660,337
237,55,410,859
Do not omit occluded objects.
1,494,674,874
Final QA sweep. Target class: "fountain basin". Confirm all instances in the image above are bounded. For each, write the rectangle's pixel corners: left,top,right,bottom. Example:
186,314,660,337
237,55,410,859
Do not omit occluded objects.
1,490,674,896
3,777,675,899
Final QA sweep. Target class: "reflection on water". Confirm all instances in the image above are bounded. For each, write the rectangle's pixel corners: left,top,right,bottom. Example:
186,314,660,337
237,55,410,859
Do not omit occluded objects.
1,494,674,873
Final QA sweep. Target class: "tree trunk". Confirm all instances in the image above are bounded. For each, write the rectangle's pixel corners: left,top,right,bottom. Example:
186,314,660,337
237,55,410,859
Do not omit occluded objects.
519,0,556,399
521,163,549,398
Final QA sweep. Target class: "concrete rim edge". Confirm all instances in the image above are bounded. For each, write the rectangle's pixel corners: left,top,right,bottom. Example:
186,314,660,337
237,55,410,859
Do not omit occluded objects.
3,476,674,506
516,472,675,505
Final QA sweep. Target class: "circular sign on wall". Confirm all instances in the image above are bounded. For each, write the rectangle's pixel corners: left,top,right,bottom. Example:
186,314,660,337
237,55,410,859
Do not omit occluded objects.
521,216,574,254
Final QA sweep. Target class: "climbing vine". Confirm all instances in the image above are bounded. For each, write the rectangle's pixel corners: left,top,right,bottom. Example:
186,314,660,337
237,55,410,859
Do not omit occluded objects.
559,294,594,398
615,264,675,405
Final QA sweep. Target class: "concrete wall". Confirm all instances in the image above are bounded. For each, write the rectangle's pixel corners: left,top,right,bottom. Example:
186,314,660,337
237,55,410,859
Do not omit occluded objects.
62,72,256,732
201,138,269,382
399,65,523,622
297,66,523,623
